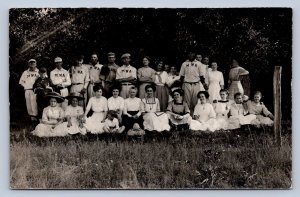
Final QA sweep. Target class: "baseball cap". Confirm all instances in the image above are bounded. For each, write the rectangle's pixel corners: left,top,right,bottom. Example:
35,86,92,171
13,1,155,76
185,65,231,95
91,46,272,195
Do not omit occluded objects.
54,57,63,63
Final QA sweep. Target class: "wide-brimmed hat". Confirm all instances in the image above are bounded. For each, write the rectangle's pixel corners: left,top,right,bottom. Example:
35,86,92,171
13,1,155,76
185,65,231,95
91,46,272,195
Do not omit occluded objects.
66,92,84,101
127,123,145,136
44,92,65,103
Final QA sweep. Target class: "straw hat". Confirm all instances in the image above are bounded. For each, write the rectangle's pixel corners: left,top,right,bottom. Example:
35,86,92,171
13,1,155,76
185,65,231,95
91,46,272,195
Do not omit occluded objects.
127,123,145,136
44,92,65,103
66,92,84,101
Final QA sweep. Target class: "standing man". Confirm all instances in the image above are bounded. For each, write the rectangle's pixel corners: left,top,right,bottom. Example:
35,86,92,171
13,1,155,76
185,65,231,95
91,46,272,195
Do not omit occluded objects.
179,52,206,114
100,52,119,97
196,54,202,63
50,57,71,109
87,53,103,100
19,59,39,122
70,55,90,106
116,53,137,99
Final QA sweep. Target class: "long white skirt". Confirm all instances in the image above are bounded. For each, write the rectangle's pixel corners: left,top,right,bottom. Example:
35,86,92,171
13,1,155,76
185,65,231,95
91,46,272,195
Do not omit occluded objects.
168,114,192,125
227,114,257,129
143,112,170,132
54,120,86,135
208,82,221,102
32,123,68,137
250,115,274,127
228,81,243,100
84,112,105,134
190,118,219,132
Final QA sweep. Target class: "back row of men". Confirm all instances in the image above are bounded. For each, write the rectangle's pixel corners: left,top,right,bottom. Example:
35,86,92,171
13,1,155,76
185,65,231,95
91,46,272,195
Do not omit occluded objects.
19,52,249,121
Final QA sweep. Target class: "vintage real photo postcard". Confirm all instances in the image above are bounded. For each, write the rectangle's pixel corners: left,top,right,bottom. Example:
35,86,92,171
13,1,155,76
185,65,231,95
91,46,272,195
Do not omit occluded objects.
9,8,292,189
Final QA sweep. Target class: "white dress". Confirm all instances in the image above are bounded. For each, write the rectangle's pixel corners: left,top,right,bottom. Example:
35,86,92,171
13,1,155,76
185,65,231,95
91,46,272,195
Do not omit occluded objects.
31,106,67,137
228,102,256,129
207,70,224,102
213,100,233,130
84,97,108,134
54,105,86,135
141,98,170,132
190,103,219,132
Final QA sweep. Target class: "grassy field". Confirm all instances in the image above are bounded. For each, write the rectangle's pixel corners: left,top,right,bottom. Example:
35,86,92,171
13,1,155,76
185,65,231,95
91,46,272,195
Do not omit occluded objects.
10,123,292,189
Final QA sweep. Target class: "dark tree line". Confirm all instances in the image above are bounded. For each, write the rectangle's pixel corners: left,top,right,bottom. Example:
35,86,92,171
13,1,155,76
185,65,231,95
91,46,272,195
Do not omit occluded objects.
9,8,292,121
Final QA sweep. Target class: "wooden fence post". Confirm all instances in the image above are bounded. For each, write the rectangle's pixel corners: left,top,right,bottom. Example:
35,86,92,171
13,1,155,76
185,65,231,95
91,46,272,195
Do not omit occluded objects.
273,66,282,147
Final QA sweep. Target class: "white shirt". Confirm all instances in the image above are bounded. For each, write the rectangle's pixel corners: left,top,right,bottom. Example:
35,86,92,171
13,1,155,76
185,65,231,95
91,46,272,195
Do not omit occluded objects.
116,65,137,80
50,68,71,87
179,60,205,83
85,97,108,115
108,96,125,111
19,68,40,90
124,97,141,112
166,74,180,87
104,118,119,129
153,71,168,85
70,65,90,88
88,63,103,83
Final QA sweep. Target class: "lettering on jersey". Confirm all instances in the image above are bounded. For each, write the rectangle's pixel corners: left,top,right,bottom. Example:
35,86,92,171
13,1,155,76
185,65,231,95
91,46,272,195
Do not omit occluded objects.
54,73,66,77
27,73,38,78
122,69,132,73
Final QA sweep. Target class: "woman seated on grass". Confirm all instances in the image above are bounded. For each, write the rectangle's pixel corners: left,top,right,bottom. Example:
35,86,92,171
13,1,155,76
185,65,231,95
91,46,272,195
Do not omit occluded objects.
190,91,219,132
166,89,191,131
54,92,86,136
227,92,256,130
84,85,107,134
107,85,125,124
140,84,170,132
123,87,143,132
103,110,125,133
246,91,274,127
31,92,66,137
213,89,233,130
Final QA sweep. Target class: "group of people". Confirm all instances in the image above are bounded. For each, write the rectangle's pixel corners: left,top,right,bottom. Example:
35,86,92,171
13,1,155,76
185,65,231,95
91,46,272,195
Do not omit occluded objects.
18,51,274,138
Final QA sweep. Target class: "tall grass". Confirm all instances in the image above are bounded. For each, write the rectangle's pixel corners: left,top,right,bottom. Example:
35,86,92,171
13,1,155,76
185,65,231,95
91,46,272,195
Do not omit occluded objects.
10,127,292,189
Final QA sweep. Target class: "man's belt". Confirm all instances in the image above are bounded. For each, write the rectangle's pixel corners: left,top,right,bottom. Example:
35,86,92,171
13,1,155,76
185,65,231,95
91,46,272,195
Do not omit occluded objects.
121,83,133,86
184,81,199,85
72,83,83,85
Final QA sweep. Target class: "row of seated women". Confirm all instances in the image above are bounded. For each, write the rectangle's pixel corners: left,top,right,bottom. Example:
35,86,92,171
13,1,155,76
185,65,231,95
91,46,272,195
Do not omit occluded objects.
31,84,274,137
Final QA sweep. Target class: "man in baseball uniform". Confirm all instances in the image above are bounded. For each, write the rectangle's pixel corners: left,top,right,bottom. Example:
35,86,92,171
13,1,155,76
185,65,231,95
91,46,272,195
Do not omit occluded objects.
19,59,39,122
179,52,206,114
87,53,103,100
100,52,119,98
70,55,90,106
50,57,71,110
116,53,137,99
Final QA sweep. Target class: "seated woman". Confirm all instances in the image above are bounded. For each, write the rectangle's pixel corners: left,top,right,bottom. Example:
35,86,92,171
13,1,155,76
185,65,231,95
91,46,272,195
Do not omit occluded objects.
31,92,66,137
140,84,170,132
190,91,219,132
54,92,86,135
103,110,125,133
123,87,143,132
227,92,256,130
246,91,274,127
107,85,125,124
84,85,107,134
213,89,233,130
166,89,192,131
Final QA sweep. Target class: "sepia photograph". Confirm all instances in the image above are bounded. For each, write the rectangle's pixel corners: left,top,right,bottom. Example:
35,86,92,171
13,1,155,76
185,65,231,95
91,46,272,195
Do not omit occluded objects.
9,8,292,189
